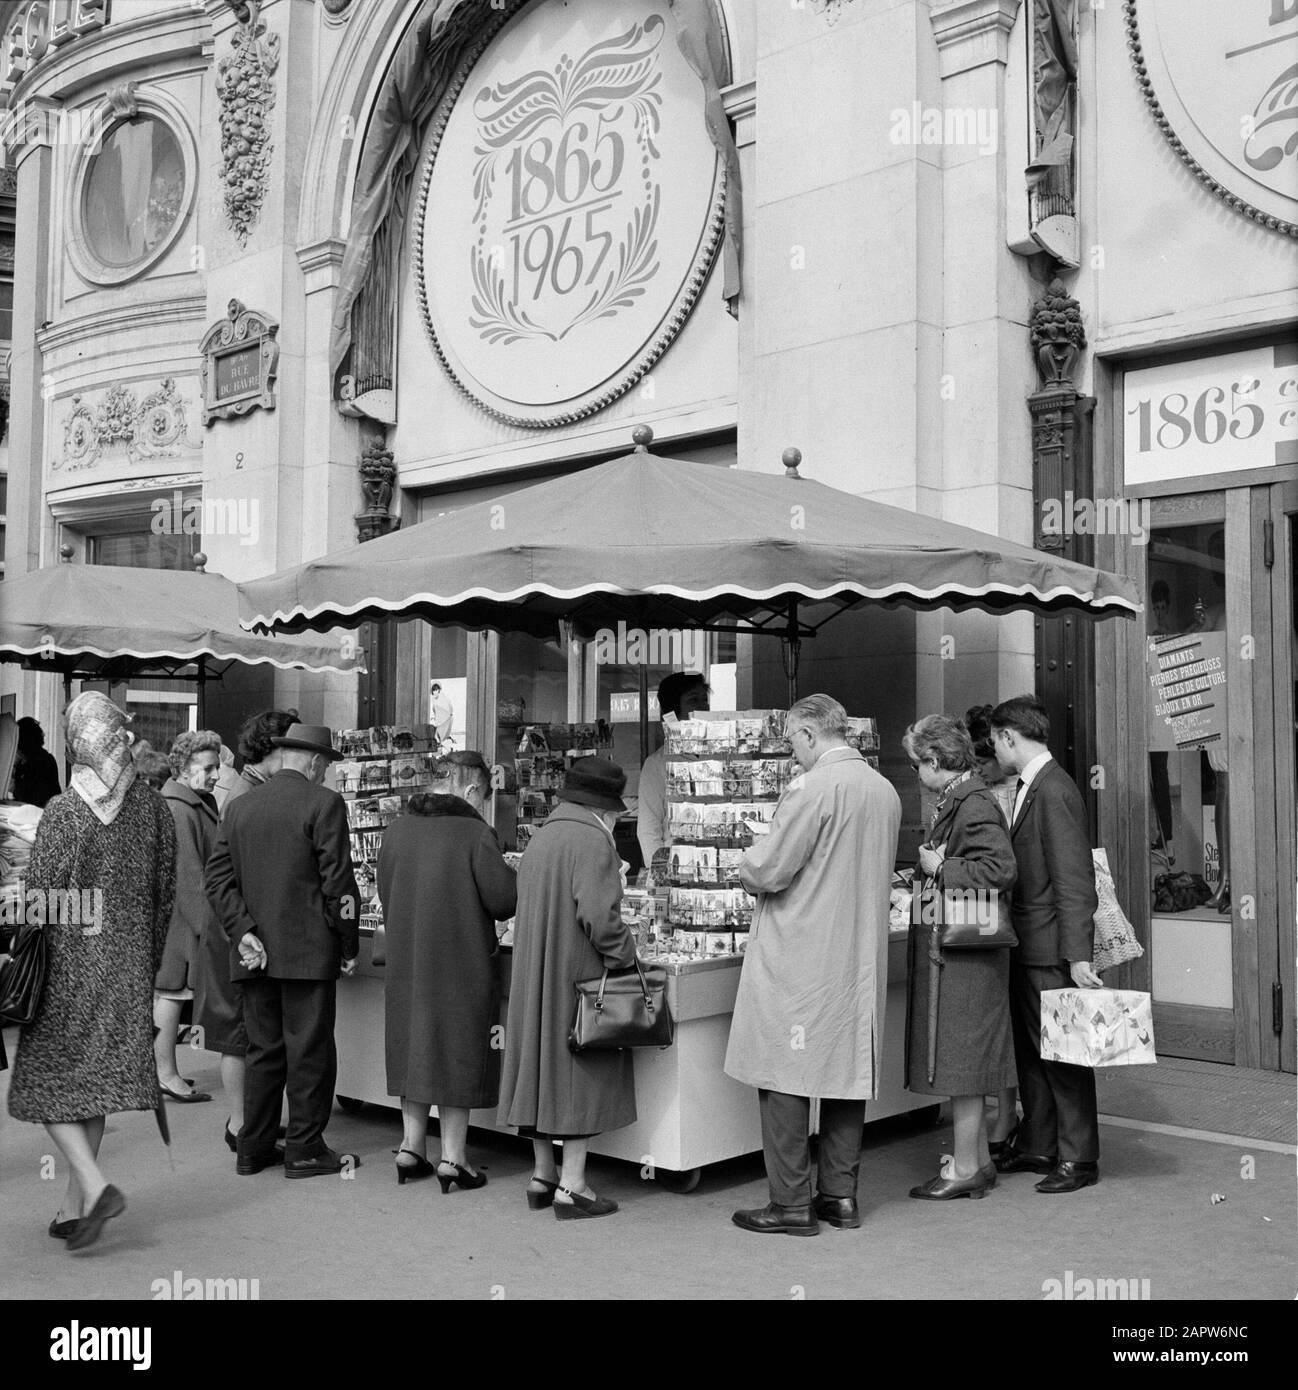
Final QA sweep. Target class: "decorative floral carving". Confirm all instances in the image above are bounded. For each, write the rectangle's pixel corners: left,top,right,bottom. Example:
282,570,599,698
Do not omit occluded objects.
217,0,280,245
55,378,201,472
356,438,400,543
1030,278,1086,387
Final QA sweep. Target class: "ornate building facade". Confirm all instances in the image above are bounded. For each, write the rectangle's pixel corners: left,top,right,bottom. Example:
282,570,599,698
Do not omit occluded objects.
1,0,1293,1070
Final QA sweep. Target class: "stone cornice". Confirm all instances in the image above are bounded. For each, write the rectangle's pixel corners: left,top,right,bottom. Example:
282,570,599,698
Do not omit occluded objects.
297,235,347,293
37,295,208,356
722,77,755,149
931,0,1021,78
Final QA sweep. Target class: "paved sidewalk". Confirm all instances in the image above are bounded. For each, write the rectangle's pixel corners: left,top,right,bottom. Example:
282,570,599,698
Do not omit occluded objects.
1,1047,1292,1301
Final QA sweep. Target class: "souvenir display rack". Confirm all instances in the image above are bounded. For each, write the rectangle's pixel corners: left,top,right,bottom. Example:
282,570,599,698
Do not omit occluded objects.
332,725,443,905
512,721,614,849
659,711,879,952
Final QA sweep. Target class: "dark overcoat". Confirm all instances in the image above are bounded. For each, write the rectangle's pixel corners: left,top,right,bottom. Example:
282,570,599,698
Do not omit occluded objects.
378,797,517,1107
204,768,360,979
498,803,637,1136
905,774,1019,1095
1008,760,1098,966
155,778,219,992
8,780,176,1122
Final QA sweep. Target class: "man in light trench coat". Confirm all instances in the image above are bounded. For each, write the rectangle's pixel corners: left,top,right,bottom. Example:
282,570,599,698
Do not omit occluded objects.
725,694,901,1235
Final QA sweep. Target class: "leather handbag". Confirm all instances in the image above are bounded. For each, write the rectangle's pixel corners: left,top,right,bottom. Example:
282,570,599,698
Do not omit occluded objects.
934,887,1017,949
0,918,48,1027
568,959,674,1052
368,919,386,968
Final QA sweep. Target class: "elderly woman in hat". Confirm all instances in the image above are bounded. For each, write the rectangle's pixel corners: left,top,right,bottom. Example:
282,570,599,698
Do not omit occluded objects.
498,757,637,1219
7,692,177,1250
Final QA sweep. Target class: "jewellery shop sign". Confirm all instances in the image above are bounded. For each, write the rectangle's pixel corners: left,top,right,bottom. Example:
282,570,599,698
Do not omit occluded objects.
415,0,726,427
1146,632,1227,753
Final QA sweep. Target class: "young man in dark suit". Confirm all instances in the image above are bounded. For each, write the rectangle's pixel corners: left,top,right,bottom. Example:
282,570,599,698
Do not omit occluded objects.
206,724,361,1178
991,695,1103,1194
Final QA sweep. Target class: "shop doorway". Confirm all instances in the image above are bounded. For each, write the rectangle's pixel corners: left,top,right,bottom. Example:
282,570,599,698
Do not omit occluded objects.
1139,483,1296,1070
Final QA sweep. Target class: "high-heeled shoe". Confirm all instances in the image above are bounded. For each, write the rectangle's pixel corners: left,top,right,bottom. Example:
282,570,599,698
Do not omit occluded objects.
395,1150,438,1186
980,1161,998,1189
436,1160,487,1192
553,1186,618,1219
224,1122,238,1154
526,1177,560,1210
988,1121,1020,1159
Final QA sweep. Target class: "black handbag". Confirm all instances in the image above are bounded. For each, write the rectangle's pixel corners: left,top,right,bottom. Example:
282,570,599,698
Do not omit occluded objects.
926,887,1018,950
368,919,386,967
568,960,675,1052
0,919,48,1026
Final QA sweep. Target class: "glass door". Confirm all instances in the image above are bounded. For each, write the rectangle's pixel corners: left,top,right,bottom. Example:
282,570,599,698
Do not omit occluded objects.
1143,508,1235,1060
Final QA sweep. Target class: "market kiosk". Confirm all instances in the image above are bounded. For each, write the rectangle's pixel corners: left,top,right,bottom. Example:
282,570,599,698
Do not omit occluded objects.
330,707,934,1188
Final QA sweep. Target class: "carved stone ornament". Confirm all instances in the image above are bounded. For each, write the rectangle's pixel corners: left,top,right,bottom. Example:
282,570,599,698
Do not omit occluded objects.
198,299,280,426
55,377,202,472
1029,277,1086,388
217,0,280,245
809,0,861,23
355,438,400,543
105,83,140,120
321,0,354,16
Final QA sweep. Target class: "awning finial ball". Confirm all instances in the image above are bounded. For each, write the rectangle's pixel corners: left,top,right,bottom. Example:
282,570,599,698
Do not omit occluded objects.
782,447,803,478
631,425,654,451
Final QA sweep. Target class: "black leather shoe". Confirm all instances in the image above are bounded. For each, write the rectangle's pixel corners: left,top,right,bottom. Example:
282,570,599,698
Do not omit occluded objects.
732,1203,820,1236
284,1146,361,1179
1035,1160,1099,1194
813,1194,861,1229
993,1148,1056,1175
236,1149,285,1176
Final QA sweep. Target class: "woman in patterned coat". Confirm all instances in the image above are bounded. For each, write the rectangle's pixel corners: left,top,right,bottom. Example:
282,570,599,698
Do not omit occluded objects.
7,693,177,1251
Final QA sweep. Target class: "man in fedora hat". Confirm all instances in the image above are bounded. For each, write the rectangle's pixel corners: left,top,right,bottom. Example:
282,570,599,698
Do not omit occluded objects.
206,723,362,1178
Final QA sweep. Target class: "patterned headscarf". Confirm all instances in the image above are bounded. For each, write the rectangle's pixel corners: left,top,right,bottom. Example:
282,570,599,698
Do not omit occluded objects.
65,691,137,825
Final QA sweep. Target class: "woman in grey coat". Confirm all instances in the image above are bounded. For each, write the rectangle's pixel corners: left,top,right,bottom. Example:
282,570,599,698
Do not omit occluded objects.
154,729,222,1104
498,758,636,1220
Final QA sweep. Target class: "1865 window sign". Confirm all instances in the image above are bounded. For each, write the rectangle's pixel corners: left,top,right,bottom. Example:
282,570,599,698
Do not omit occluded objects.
415,0,727,427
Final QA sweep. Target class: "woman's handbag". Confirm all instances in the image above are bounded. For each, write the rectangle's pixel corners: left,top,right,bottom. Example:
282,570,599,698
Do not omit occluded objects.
925,887,1018,949
0,918,48,1026
1091,849,1144,973
368,919,386,967
568,959,675,1052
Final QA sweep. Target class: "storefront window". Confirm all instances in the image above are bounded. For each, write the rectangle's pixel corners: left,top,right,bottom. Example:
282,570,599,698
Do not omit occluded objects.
88,526,198,570
1145,522,1232,1007
495,631,569,770
82,118,185,270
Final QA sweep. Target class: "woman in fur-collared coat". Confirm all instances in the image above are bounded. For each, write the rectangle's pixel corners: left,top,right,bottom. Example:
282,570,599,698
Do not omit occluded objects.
378,753,516,1190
